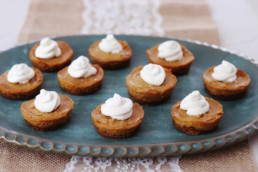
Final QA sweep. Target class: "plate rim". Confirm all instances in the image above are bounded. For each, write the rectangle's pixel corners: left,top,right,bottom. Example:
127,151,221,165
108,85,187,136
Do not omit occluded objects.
0,34,257,157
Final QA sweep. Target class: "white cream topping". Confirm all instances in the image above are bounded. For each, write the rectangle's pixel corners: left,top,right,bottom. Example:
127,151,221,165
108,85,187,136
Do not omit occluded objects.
140,64,166,86
180,91,210,116
7,63,35,84
35,37,61,59
98,34,122,54
68,56,97,78
34,89,61,113
158,40,183,61
101,93,133,120
212,60,237,82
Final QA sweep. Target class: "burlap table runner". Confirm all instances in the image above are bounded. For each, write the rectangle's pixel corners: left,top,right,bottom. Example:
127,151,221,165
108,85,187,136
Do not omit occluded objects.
0,0,255,171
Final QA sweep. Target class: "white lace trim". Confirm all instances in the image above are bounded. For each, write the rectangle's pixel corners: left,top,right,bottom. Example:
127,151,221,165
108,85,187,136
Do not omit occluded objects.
63,156,80,172
63,156,182,172
168,155,183,172
81,0,164,36
63,1,182,172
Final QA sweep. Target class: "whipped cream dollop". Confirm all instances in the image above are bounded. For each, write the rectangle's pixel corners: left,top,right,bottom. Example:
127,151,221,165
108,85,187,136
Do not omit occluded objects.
35,37,61,59
180,91,210,116
101,93,133,120
34,89,61,113
140,64,166,86
68,56,97,78
212,60,237,82
158,40,183,61
7,63,35,84
98,34,122,54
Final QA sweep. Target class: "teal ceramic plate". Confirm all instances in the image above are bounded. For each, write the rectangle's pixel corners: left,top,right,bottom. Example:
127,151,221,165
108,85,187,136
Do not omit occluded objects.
0,35,257,157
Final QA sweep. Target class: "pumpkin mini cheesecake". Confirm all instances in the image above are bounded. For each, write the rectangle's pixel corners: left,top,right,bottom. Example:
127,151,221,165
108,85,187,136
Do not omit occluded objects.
91,93,144,139
21,89,74,131
171,91,223,135
203,60,250,100
146,40,194,75
88,34,132,69
29,37,73,72
126,64,177,105
0,63,43,100
58,56,104,95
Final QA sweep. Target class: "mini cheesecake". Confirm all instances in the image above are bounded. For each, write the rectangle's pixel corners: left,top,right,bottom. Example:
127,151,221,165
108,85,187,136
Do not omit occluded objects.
0,67,43,100
88,35,132,70
203,67,250,100
126,65,177,105
172,91,223,135
58,64,104,95
21,94,74,131
29,40,73,72
91,103,144,138
147,43,194,75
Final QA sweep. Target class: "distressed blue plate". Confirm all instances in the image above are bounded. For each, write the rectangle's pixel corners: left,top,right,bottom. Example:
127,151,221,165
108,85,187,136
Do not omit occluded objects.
0,35,257,157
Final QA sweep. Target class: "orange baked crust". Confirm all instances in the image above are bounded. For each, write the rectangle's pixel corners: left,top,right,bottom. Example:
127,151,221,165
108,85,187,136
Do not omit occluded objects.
0,68,43,100
126,65,177,105
203,67,250,100
88,40,132,70
57,64,104,95
91,103,144,138
171,98,223,135
146,44,194,75
21,95,74,131
29,41,73,72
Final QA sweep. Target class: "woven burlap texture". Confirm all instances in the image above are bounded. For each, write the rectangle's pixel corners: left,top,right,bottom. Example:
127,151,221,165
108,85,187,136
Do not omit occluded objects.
0,142,70,172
